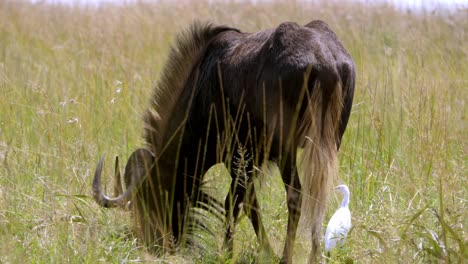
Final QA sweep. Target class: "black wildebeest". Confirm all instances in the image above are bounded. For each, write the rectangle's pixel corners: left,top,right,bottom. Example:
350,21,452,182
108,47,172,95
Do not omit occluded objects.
93,20,355,263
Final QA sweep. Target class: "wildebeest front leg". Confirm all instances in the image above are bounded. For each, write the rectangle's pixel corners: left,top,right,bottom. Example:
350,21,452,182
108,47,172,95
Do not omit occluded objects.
223,160,272,256
223,176,245,252
280,153,302,264
243,182,273,255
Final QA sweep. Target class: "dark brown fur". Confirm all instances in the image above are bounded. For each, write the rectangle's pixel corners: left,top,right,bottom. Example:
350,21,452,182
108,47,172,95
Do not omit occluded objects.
93,20,355,263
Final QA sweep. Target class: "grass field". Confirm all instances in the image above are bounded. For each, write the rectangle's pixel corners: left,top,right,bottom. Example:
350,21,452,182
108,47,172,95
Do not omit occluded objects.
0,0,466,263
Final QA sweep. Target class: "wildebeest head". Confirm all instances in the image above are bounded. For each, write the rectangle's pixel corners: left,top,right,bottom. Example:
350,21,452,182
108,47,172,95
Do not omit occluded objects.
92,148,174,251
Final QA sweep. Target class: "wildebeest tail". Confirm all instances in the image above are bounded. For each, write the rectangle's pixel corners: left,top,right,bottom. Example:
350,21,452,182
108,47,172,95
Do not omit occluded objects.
299,66,344,255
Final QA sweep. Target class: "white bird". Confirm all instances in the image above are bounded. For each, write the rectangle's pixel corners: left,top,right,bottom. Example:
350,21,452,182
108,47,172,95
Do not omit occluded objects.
324,184,352,253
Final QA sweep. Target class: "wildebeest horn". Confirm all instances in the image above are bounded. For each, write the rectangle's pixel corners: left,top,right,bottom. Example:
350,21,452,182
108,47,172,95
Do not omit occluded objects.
93,155,132,208
113,156,123,197
92,149,155,208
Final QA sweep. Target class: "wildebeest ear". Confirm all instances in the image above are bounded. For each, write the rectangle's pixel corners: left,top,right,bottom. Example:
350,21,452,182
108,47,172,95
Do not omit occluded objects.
123,148,155,189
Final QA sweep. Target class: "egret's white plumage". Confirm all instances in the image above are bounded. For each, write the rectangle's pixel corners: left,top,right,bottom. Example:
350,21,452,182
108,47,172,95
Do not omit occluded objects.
324,184,351,253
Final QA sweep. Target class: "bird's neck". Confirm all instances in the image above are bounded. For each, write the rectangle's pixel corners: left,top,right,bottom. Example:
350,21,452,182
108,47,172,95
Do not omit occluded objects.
341,190,350,208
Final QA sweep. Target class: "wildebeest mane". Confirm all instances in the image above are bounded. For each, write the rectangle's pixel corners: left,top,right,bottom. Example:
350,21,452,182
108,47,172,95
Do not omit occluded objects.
143,22,239,155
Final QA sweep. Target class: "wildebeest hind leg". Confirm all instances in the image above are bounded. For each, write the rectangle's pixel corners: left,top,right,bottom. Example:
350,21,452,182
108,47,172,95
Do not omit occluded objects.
279,153,302,264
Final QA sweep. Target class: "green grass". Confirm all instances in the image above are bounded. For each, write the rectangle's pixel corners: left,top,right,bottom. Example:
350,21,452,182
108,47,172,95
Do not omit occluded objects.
0,0,466,263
